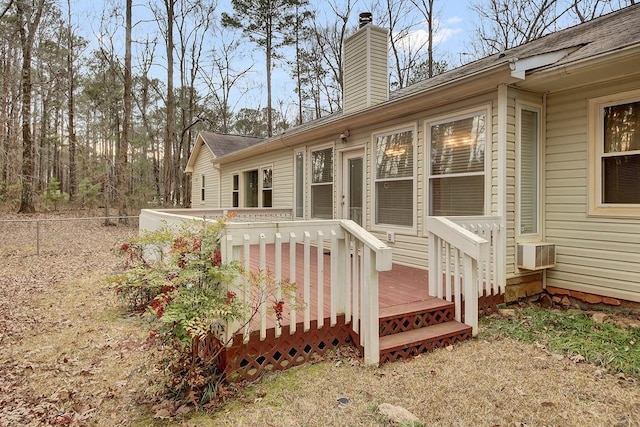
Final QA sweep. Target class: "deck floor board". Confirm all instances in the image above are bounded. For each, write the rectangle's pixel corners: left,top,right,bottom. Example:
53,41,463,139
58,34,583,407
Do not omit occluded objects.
243,243,433,331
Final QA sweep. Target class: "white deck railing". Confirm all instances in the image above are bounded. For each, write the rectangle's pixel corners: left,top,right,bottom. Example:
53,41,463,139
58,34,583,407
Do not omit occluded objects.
139,208,293,232
450,216,505,297
220,219,392,366
426,216,502,336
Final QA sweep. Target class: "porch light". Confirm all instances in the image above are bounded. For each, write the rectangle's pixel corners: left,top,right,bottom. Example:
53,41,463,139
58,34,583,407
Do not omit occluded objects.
340,130,350,144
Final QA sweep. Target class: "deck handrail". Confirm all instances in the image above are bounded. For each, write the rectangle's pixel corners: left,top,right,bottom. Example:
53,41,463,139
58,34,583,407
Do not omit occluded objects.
426,216,491,336
219,219,390,366
139,208,293,231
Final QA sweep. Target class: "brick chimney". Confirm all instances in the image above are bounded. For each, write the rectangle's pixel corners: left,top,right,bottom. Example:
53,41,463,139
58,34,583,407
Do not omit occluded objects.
343,13,389,114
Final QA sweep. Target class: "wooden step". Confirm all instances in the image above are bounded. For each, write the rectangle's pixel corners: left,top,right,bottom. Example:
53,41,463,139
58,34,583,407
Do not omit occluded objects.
379,321,472,363
379,298,454,321
379,298,456,337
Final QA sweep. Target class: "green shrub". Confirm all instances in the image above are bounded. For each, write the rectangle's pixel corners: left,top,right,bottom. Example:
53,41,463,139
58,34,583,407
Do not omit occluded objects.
106,217,297,406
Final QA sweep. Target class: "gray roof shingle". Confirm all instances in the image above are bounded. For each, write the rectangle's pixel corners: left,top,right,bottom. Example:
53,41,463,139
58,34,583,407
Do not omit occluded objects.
198,131,264,157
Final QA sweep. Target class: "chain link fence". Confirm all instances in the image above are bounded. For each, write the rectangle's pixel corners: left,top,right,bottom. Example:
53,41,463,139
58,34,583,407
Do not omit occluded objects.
0,216,140,257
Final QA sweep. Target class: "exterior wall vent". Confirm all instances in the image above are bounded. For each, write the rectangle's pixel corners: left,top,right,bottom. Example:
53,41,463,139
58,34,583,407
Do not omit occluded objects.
517,242,556,270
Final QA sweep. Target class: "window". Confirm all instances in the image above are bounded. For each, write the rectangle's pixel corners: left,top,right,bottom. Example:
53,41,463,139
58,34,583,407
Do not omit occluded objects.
374,127,415,227
294,151,305,218
244,170,258,207
311,146,333,218
518,106,540,235
262,167,272,207
200,174,206,203
232,174,239,207
590,91,640,216
429,110,487,216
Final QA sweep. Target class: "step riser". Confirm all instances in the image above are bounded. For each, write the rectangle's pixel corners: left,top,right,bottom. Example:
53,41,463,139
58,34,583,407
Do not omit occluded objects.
380,329,471,363
379,306,455,337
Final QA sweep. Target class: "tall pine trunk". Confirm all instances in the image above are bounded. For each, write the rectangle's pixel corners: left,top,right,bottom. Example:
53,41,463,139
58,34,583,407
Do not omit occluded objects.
17,0,45,213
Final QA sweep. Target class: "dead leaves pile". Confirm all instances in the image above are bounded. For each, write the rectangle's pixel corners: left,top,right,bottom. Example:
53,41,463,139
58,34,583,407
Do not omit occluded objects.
0,213,157,426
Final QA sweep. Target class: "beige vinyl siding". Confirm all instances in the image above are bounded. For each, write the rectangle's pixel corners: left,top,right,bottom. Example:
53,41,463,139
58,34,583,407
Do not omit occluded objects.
220,148,294,209
343,25,388,113
191,147,218,207
544,77,640,302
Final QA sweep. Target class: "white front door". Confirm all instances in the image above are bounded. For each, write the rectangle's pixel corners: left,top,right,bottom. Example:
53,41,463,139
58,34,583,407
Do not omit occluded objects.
341,149,365,226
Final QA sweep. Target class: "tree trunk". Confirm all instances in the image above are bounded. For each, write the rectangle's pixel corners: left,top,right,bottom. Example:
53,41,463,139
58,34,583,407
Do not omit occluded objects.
17,0,45,213
163,0,175,206
266,13,273,137
67,0,77,198
117,0,132,219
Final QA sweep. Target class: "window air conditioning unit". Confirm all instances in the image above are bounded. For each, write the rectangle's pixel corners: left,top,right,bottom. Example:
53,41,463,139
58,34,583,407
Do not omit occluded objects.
517,242,556,270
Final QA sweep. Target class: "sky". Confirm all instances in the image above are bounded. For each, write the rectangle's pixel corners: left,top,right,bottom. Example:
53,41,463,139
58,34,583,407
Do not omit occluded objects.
71,0,477,118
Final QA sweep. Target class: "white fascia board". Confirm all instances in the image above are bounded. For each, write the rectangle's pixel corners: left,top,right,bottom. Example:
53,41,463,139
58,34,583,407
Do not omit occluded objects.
509,47,579,80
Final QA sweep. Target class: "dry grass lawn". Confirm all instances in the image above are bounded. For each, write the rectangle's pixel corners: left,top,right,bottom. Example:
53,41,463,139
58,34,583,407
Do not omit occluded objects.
1,212,639,426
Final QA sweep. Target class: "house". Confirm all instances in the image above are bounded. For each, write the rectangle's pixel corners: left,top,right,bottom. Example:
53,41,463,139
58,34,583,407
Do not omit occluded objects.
184,131,263,208
186,4,640,305
141,4,640,378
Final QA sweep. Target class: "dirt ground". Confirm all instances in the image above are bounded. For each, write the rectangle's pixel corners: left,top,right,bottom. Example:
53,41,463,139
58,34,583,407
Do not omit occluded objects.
0,213,157,426
1,212,640,426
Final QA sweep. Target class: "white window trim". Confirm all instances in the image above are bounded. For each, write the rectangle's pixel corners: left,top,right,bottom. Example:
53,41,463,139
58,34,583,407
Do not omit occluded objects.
199,174,206,204
309,142,335,219
588,88,640,217
260,164,273,208
371,123,418,234
294,149,306,219
231,172,240,208
425,105,492,223
516,102,542,241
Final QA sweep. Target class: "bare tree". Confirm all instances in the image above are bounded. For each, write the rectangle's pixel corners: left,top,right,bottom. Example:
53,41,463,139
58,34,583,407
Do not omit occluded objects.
66,0,79,198
115,0,132,218
571,0,635,22
202,28,254,133
151,0,176,205
410,0,436,78
472,0,635,56
175,0,216,206
16,0,46,213
309,0,354,114
222,0,304,137
471,0,573,56
373,0,427,89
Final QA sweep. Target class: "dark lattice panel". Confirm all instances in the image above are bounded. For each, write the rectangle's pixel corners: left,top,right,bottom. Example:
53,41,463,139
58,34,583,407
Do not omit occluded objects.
479,292,504,315
457,292,505,322
379,307,455,337
379,329,472,364
222,316,353,382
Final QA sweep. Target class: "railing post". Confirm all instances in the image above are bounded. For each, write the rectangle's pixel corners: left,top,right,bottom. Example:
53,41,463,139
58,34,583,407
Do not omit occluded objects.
303,231,311,331
330,229,345,326
463,254,479,336
362,248,380,366
317,231,324,328
428,232,436,297
221,233,240,347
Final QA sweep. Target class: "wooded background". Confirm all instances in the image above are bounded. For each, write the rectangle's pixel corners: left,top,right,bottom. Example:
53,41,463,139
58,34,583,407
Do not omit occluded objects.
0,0,633,214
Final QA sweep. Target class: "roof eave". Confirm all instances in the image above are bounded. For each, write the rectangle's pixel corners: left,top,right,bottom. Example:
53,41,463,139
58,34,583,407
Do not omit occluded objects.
513,44,640,92
215,61,516,164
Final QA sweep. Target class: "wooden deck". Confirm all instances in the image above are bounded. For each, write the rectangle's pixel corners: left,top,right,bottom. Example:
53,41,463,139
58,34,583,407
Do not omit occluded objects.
243,242,433,330
222,242,499,381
